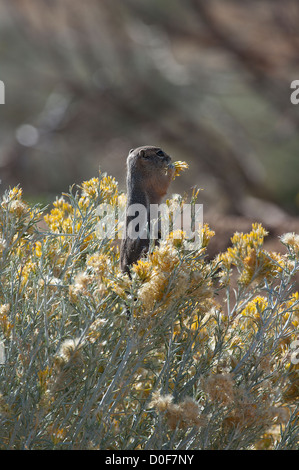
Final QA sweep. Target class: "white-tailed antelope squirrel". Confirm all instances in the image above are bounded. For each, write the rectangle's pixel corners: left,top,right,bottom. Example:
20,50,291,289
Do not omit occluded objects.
120,146,175,274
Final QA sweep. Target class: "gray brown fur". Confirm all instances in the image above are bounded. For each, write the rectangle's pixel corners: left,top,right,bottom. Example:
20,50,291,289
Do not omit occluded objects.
120,146,175,275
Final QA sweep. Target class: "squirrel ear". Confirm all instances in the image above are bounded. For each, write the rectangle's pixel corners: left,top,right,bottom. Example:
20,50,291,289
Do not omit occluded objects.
139,149,145,158
129,148,134,154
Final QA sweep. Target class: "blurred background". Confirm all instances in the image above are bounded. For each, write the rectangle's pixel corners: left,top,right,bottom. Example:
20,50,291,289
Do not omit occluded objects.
0,0,299,253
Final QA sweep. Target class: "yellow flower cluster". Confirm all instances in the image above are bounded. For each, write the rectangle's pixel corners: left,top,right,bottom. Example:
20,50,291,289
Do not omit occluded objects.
0,175,120,308
80,177,100,200
172,160,189,179
283,292,299,328
100,175,119,205
0,187,31,227
239,296,268,330
200,223,215,248
68,253,116,304
79,174,118,207
1,186,23,207
132,240,180,311
44,197,74,234
218,223,285,286
130,225,215,319
223,289,299,354
45,172,118,232
0,187,41,248
41,172,119,282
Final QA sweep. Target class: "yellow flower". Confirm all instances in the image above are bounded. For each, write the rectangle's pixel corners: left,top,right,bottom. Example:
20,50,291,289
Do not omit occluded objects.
9,187,23,199
172,160,189,179
134,240,187,311
150,240,180,273
231,223,268,250
80,177,100,199
131,259,152,282
5,187,23,203
108,272,131,299
100,175,118,205
241,296,268,321
0,187,29,219
167,229,186,249
44,207,65,233
280,292,299,329
217,224,275,286
18,261,38,288
200,224,215,248
53,197,73,214
34,241,42,258
138,270,168,309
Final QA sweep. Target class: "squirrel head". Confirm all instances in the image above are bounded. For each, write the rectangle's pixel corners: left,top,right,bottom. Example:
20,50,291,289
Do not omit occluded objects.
127,146,175,200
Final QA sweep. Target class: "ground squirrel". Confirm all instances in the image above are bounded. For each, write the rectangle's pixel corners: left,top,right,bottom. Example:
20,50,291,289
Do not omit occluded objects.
120,146,175,275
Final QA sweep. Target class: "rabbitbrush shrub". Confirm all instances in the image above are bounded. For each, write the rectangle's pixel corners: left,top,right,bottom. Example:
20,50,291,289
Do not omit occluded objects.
0,172,298,450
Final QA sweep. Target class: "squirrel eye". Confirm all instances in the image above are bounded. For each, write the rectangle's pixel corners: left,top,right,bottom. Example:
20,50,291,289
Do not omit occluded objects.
156,149,164,157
